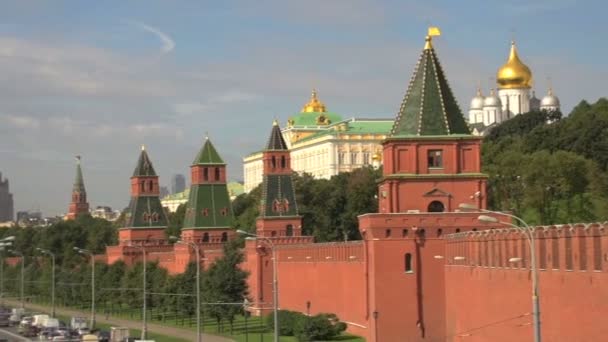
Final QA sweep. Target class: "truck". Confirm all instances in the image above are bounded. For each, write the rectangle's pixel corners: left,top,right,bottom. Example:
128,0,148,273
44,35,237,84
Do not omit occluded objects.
110,327,129,342
9,307,24,326
32,314,49,327
71,316,88,334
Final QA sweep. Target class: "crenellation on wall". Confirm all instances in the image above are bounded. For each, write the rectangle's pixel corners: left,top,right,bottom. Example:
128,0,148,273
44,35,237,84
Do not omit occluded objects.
276,241,364,262
444,223,608,272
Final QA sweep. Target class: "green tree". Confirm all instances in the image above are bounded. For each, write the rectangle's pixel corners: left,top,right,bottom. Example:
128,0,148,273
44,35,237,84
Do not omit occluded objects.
201,240,249,333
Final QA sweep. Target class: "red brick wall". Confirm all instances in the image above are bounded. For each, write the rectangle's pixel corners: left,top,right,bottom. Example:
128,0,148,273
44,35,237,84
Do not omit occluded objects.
444,224,608,342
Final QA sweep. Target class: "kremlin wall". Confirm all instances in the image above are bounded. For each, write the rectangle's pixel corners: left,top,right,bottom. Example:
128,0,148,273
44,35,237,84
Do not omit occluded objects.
61,32,607,342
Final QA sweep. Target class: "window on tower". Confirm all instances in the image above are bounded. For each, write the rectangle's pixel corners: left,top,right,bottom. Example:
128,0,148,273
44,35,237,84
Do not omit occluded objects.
215,167,220,181
427,150,443,168
405,253,413,273
203,168,209,181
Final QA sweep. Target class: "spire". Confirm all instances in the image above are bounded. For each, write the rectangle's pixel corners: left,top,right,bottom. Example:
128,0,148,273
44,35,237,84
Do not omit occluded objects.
192,137,225,165
73,156,86,192
132,148,157,177
390,30,470,137
266,121,288,151
301,88,327,113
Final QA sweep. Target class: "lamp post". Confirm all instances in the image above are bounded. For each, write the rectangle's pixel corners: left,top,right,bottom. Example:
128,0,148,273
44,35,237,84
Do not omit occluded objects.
74,247,95,329
36,248,56,318
7,250,24,309
0,237,14,306
171,236,201,342
129,244,148,341
459,203,541,342
237,230,278,342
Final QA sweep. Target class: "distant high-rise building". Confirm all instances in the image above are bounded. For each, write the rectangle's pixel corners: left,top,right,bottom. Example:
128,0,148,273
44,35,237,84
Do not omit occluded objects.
159,186,169,198
0,172,14,222
171,174,186,194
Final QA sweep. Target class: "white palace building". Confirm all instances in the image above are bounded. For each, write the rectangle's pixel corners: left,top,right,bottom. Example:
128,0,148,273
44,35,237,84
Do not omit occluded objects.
243,90,392,193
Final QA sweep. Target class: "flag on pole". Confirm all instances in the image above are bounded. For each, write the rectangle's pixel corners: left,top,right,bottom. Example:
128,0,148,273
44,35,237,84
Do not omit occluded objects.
428,27,441,37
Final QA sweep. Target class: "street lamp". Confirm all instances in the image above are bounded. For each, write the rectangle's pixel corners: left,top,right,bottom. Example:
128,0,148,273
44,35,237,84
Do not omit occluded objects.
7,250,24,309
237,229,279,342
0,237,15,305
459,203,541,342
128,244,148,341
74,247,95,329
36,248,56,318
171,236,201,342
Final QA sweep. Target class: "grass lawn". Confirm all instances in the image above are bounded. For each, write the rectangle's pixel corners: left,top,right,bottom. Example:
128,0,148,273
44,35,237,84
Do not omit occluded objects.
30,298,365,342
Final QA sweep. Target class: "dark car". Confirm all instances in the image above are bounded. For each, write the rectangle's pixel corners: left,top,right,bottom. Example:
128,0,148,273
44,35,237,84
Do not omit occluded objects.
97,331,110,342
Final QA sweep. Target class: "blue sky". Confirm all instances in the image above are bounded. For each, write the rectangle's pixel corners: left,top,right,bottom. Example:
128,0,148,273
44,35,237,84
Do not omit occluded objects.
0,0,606,216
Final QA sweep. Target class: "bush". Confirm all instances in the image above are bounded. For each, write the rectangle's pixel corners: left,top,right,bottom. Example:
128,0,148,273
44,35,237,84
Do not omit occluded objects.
266,310,304,336
265,310,347,341
294,313,347,341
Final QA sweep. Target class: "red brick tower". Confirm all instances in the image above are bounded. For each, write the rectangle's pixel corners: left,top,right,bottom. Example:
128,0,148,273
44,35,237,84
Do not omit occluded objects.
118,146,168,243
358,32,489,341
107,146,169,265
180,136,235,244
255,120,303,237
67,156,90,219
378,35,487,213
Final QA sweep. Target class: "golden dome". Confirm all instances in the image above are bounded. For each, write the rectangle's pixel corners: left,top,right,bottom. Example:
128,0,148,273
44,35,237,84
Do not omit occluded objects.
301,89,327,113
372,151,382,161
497,41,532,89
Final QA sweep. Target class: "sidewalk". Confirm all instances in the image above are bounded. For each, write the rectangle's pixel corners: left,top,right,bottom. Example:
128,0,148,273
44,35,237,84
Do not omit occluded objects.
2,299,233,342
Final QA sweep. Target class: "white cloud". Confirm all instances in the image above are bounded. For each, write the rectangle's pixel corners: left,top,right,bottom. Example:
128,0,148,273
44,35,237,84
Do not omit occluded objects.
132,21,175,54
0,114,41,130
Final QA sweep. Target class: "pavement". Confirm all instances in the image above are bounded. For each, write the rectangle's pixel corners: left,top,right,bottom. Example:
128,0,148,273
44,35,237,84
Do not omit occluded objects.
1,299,233,342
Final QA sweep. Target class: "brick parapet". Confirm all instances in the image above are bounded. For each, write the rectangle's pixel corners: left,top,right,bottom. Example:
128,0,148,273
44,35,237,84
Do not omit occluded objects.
444,223,608,272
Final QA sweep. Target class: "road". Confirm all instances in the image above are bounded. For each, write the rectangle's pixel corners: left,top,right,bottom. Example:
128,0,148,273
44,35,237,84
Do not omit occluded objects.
0,325,31,341
1,299,233,342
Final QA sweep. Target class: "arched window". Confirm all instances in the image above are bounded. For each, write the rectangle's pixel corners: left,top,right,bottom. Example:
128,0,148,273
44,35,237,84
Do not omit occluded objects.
385,229,391,238
215,167,220,181
427,201,445,213
140,181,145,192
203,168,209,181
202,233,209,243
221,232,228,242
286,225,294,237
455,228,461,233
271,156,276,169
281,156,286,168
402,229,408,237
405,253,413,273
271,231,277,237
437,229,443,237
148,180,154,192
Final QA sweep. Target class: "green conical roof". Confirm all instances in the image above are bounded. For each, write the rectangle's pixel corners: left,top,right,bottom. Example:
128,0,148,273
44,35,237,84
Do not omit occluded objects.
390,37,470,137
192,137,225,165
266,121,288,151
132,147,157,177
73,156,86,193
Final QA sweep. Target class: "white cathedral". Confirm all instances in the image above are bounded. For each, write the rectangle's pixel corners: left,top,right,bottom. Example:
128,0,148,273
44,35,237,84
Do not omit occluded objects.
468,41,560,135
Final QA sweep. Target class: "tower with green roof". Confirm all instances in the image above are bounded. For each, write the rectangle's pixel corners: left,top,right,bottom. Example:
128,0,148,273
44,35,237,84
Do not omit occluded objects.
118,146,168,243
255,121,302,237
67,156,90,219
181,137,235,243
378,33,487,213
